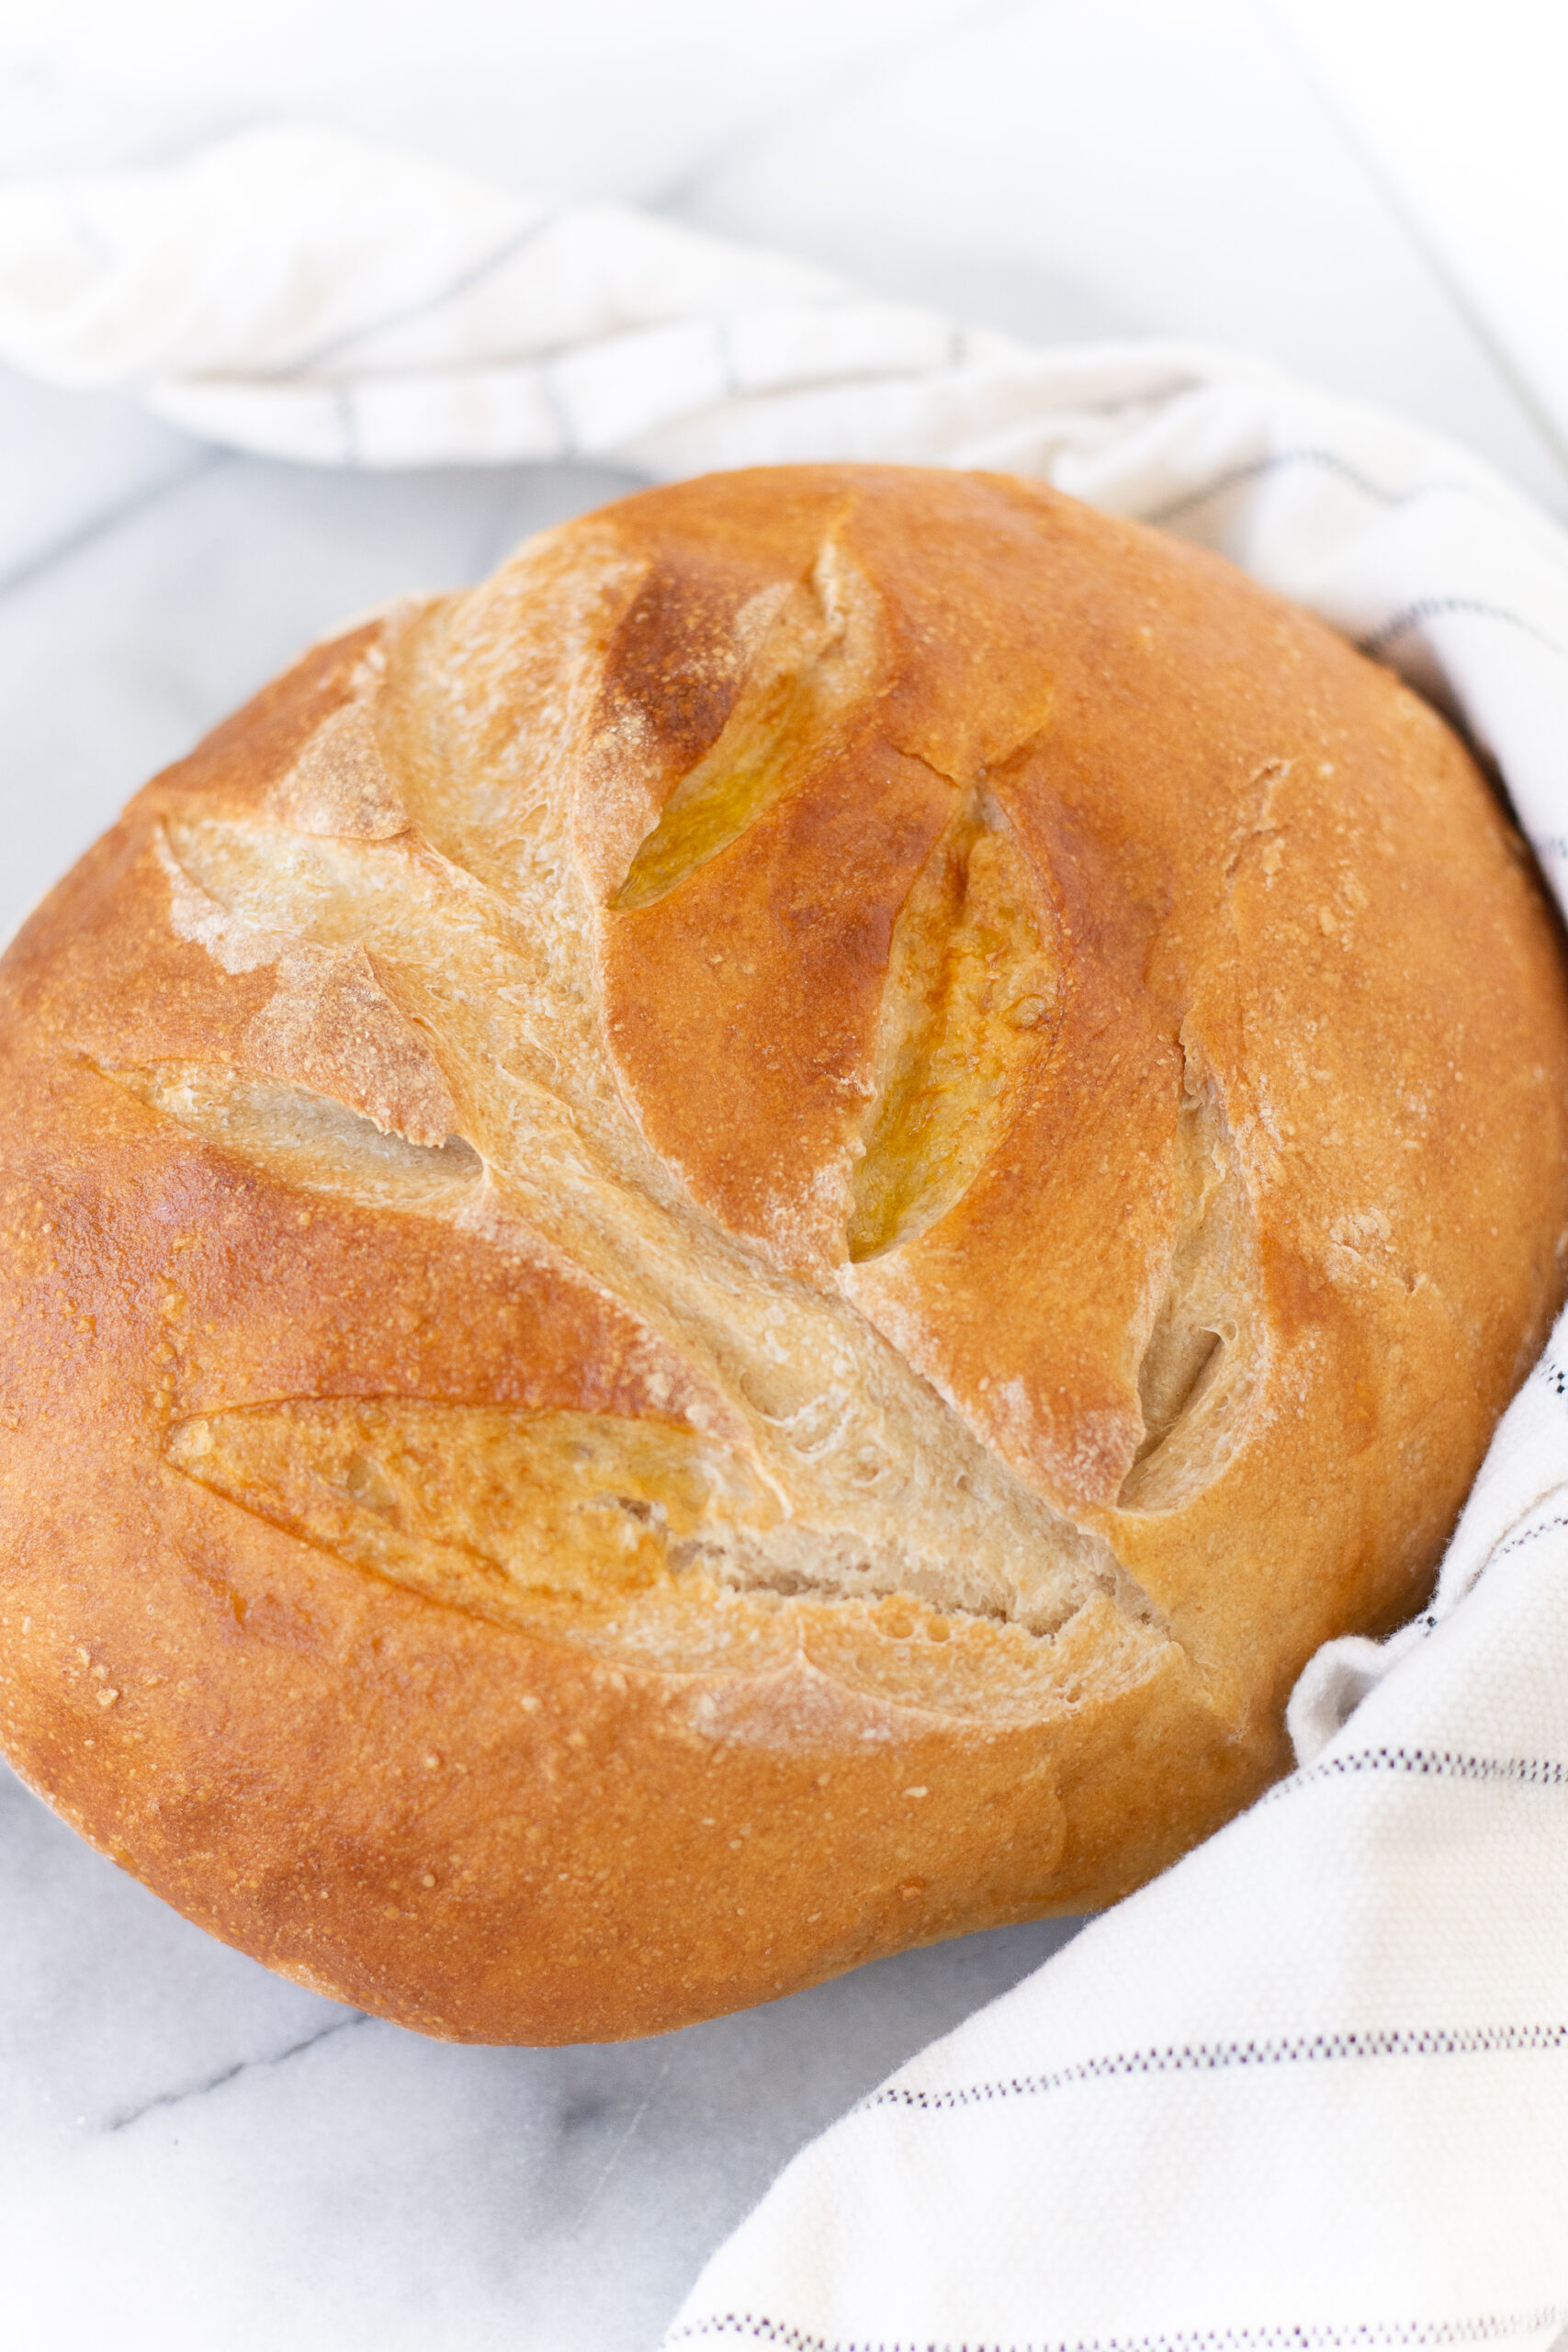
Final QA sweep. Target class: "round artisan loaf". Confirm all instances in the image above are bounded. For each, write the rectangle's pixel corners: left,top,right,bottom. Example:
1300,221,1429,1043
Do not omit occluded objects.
2,465,1566,2043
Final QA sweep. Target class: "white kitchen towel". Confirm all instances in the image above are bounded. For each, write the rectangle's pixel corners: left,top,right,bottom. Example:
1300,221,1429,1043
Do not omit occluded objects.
4,124,1568,2343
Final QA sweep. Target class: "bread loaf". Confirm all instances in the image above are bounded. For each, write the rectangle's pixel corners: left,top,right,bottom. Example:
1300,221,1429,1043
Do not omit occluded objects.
2,464,1565,2042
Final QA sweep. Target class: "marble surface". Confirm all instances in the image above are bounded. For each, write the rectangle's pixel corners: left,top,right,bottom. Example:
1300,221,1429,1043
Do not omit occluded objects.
2,6,1565,2346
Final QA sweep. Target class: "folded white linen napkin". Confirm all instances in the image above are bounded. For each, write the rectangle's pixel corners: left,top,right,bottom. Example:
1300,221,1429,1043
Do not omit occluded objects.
3,124,1567,2346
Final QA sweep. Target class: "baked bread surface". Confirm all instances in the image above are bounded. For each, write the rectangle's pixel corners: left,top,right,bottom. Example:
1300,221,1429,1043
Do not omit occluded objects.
2,464,1565,2041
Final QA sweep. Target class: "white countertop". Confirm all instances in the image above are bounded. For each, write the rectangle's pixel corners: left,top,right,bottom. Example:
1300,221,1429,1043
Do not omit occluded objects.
3,6,1563,2345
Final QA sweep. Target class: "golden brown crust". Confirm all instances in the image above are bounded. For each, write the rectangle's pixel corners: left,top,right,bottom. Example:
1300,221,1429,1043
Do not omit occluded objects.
2,465,1566,2041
